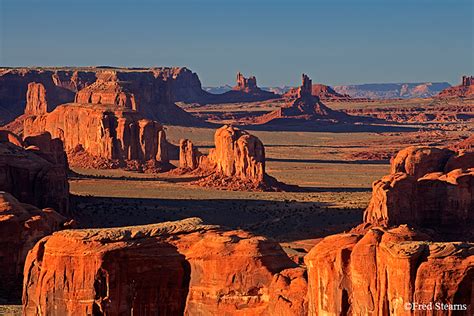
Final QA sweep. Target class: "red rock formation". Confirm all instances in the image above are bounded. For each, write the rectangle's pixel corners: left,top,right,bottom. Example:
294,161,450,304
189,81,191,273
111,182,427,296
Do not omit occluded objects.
283,76,353,101
234,72,258,92
390,146,454,178
305,225,473,316
0,192,67,301
255,74,351,125
25,82,51,115
0,130,69,214
0,67,208,126
176,125,285,190
365,146,474,229
438,75,474,98
73,69,204,125
22,218,304,315
23,104,171,171
179,139,201,170
0,68,96,125
201,72,279,104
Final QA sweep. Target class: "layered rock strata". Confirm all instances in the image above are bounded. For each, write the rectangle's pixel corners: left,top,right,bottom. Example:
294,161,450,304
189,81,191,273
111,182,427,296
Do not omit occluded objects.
22,218,306,315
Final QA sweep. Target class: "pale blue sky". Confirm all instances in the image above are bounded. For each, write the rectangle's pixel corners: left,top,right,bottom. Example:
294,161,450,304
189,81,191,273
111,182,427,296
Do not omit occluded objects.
1,0,472,86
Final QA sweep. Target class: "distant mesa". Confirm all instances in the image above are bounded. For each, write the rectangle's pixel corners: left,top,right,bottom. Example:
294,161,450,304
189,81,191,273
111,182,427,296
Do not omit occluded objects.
200,72,280,104
254,74,353,125
175,125,286,191
438,75,474,98
334,81,451,99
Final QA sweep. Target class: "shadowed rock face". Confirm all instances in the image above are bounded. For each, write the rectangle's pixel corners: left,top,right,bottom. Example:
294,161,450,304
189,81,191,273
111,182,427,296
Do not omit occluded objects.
365,146,474,228
22,218,306,315
305,226,473,316
0,192,67,301
0,130,69,214
23,104,170,170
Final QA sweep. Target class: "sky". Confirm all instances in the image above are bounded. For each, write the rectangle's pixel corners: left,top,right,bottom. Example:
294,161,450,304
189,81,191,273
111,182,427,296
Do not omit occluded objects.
0,0,473,86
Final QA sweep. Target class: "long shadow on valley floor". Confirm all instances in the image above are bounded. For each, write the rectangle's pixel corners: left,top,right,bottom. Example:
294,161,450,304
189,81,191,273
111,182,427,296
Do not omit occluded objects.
71,195,363,243
267,157,389,165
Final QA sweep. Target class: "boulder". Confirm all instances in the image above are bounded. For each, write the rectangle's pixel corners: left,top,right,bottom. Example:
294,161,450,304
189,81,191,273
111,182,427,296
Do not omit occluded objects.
22,218,303,315
305,226,473,316
0,192,66,301
0,130,69,214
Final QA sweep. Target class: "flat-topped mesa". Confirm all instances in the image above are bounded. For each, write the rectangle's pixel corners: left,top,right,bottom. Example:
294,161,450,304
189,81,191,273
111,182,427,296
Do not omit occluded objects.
0,67,207,126
233,72,258,92
23,104,171,171
22,218,306,315
305,225,474,316
0,192,67,302
0,130,69,214
176,125,285,190
364,146,474,231
438,75,474,98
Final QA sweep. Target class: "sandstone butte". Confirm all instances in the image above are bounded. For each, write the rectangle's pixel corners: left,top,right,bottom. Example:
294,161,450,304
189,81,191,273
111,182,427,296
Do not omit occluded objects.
22,217,307,316
438,75,474,98
0,130,69,214
176,125,285,191
0,67,208,127
283,82,353,101
23,102,172,171
305,145,474,315
255,74,352,125
0,192,68,302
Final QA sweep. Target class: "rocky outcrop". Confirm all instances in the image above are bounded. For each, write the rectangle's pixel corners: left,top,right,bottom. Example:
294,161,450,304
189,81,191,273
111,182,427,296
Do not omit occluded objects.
234,72,258,92
23,104,171,171
179,139,201,170
176,125,284,190
255,74,352,125
25,83,51,115
0,68,96,125
22,218,305,315
390,146,454,178
0,67,208,126
0,192,67,302
0,130,69,214
438,75,474,98
73,69,204,125
365,146,474,229
305,225,473,316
